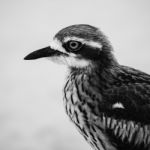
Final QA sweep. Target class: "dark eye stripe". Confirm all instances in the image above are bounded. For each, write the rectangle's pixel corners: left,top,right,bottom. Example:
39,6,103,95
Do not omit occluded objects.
76,45,101,60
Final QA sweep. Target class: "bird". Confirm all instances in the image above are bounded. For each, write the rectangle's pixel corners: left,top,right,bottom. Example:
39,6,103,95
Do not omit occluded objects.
24,24,150,150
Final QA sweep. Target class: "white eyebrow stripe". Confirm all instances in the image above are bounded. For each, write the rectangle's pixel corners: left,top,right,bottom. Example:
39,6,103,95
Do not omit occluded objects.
49,38,66,53
64,37,102,49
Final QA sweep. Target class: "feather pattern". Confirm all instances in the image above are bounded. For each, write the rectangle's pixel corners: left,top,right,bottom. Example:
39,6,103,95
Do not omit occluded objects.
24,24,150,150
63,64,150,150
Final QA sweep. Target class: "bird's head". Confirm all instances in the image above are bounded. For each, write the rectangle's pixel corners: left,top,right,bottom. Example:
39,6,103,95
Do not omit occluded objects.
24,24,117,70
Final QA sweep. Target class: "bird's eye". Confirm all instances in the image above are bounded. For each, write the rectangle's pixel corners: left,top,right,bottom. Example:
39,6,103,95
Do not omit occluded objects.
66,40,82,52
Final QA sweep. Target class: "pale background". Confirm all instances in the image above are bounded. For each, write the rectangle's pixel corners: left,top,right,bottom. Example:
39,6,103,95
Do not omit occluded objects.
0,0,150,150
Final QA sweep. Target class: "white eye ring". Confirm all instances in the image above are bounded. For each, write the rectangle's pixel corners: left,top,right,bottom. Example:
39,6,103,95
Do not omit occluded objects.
67,40,82,51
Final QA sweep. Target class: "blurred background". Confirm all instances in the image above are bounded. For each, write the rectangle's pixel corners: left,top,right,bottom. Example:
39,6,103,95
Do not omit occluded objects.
0,0,150,150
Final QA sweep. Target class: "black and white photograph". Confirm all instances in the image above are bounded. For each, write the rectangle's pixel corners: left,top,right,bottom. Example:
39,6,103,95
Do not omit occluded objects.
1,0,150,150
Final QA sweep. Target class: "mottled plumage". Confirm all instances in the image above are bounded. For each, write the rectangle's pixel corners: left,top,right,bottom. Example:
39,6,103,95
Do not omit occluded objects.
24,24,150,150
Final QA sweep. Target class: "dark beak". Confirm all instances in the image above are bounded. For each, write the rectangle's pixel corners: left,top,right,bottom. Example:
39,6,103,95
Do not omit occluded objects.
24,46,62,60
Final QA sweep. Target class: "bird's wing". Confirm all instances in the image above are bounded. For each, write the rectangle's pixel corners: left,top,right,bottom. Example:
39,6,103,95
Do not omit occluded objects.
102,66,150,124
96,66,150,149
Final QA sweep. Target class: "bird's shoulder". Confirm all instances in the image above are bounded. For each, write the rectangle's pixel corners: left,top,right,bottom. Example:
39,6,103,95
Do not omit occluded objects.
100,65,150,124
106,65,150,95
117,65,150,83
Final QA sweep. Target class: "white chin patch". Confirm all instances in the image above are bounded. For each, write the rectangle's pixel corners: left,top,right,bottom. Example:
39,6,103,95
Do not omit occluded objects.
47,56,89,68
47,56,68,65
64,56,90,68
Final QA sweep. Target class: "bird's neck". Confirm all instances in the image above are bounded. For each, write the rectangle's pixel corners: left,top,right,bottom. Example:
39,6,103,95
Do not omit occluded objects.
69,61,120,88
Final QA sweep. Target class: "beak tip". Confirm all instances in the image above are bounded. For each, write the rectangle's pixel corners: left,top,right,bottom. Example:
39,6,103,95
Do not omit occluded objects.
24,56,28,60
24,55,33,60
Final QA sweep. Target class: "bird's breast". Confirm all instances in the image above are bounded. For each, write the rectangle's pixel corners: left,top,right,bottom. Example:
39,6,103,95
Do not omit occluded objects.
63,73,100,124
63,74,117,150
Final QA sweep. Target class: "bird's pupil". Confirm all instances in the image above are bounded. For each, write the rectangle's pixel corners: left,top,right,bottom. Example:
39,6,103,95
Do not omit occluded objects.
70,42,78,49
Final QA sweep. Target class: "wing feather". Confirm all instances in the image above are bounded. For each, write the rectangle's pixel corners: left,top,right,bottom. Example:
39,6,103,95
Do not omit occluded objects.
103,66,150,124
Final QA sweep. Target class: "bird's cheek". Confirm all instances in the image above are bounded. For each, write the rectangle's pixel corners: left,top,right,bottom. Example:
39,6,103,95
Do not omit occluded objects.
64,56,90,68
